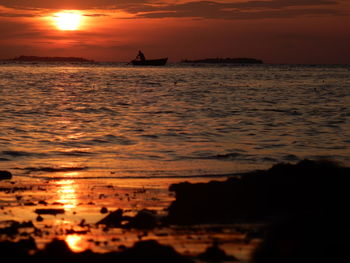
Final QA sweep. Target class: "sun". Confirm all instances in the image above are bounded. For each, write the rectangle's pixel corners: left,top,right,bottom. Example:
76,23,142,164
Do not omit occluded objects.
53,11,82,31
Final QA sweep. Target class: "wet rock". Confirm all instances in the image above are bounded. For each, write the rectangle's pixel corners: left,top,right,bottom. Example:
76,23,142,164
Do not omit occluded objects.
0,237,194,263
0,221,35,237
119,240,193,263
0,170,12,180
17,236,37,251
65,229,89,235
0,186,30,193
127,209,158,230
17,221,35,228
0,237,35,261
34,238,75,263
166,159,350,225
96,208,124,227
35,209,65,215
96,208,159,229
198,242,238,262
79,219,87,227
252,214,350,263
100,207,108,214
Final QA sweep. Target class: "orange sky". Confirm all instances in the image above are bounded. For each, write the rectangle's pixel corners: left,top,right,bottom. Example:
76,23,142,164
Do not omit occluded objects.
0,0,349,63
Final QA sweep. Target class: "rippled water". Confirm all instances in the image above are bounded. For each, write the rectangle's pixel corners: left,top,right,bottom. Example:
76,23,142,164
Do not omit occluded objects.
0,63,349,179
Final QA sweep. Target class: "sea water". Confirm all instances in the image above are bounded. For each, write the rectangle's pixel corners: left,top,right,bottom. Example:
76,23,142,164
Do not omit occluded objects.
0,63,349,180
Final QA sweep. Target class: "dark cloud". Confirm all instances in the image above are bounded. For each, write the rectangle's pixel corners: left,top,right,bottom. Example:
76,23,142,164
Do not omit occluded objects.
125,0,342,20
134,5,341,19
83,14,109,17
218,0,338,9
0,12,37,17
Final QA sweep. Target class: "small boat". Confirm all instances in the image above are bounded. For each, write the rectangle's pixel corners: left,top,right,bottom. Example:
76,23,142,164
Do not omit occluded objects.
131,58,168,66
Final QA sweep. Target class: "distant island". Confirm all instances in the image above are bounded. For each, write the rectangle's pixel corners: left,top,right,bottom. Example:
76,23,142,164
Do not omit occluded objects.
181,57,263,64
8,56,95,63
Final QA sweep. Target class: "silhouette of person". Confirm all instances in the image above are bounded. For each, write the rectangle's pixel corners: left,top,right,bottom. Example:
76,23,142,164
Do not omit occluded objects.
136,50,146,61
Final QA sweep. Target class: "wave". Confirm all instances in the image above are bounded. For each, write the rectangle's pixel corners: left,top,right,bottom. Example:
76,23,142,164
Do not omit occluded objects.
1,150,46,158
19,166,88,173
20,173,242,181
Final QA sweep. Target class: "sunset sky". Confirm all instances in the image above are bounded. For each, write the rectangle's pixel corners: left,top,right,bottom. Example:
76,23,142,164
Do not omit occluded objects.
0,0,349,63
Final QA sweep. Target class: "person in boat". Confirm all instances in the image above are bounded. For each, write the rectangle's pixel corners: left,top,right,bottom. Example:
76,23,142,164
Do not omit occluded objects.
136,50,146,61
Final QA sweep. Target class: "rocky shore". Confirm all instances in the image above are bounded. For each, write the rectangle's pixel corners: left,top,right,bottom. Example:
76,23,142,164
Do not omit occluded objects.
1,159,349,262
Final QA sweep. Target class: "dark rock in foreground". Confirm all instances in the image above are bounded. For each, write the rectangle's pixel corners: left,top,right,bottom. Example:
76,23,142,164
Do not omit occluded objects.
198,242,238,262
252,213,350,263
0,238,193,263
166,159,350,225
0,237,37,261
0,170,12,180
126,209,158,229
96,208,124,227
117,240,192,263
96,208,158,230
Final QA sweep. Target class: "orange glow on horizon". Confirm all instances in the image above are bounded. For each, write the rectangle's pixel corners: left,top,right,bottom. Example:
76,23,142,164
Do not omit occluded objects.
53,11,83,31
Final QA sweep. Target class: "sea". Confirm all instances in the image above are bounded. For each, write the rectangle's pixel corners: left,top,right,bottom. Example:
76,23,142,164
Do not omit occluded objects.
0,62,349,181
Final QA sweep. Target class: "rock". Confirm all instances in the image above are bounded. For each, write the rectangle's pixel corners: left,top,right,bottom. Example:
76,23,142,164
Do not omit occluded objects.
34,238,76,263
100,207,108,214
34,209,65,215
0,238,194,263
127,209,158,229
0,170,12,180
96,208,158,229
119,240,193,263
96,208,124,227
0,221,35,236
198,242,238,262
166,159,350,225
0,238,35,261
252,214,350,263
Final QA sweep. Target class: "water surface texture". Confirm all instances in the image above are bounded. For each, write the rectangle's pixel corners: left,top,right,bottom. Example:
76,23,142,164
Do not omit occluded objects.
0,64,349,179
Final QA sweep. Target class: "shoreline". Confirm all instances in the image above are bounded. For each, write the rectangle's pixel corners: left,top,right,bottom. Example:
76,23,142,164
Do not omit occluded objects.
1,159,349,262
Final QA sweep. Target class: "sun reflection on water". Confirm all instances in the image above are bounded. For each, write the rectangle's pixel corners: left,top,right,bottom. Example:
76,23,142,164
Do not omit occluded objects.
65,235,88,252
55,178,78,210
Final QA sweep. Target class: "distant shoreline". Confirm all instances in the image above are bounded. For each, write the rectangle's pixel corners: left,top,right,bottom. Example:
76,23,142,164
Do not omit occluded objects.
6,55,95,63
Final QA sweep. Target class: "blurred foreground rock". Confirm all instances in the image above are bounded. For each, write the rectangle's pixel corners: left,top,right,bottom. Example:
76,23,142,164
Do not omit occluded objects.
0,238,193,263
0,170,12,180
166,159,350,224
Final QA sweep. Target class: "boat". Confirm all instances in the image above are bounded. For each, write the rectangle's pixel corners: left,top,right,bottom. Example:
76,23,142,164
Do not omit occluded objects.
131,58,168,66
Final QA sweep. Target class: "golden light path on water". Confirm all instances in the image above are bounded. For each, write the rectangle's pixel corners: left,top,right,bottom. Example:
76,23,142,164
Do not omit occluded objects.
53,173,87,252
65,234,86,253
55,178,78,210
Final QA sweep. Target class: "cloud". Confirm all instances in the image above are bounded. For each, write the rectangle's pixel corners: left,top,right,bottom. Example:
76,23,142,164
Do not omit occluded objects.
0,0,150,10
132,2,341,19
125,0,342,19
0,0,340,10
0,0,344,20
83,13,109,17
0,12,37,17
